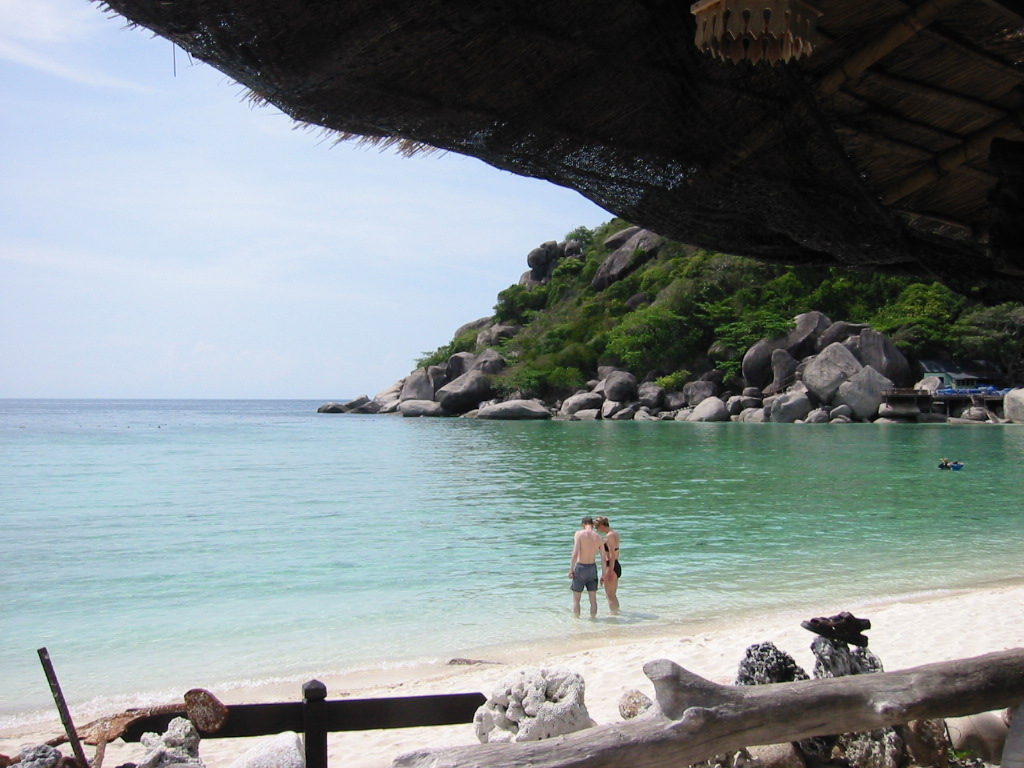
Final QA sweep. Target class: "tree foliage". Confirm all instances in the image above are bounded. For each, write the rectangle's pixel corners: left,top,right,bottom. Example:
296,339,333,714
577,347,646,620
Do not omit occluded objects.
415,219,1023,395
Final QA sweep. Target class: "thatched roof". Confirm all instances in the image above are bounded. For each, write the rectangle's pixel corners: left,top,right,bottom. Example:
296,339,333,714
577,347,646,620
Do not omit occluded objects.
97,0,1024,300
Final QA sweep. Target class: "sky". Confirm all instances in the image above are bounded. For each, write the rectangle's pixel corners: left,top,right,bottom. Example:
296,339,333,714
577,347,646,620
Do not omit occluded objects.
0,0,611,399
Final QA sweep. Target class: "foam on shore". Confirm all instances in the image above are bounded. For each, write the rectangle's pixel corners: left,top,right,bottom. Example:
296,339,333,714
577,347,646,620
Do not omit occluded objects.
4,580,1023,768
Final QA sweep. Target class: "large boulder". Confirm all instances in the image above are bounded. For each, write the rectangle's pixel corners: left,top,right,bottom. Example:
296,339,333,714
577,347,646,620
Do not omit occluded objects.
559,391,605,417
638,381,664,410
742,339,775,390
345,397,382,415
683,379,719,406
663,391,688,410
1004,388,1024,423
805,408,831,423
446,351,477,380
779,311,831,359
477,325,520,348
769,391,813,423
477,400,552,419
374,379,405,408
602,225,641,251
802,342,864,403
436,370,493,414
738,407,767,422
687,396,730,422
591,229,664,290
817,321,869,351
834,366,894,421
399,399,446,417
427,364,449,392
603,370,638,402
601,399,627,419
454,317,491,339
765,348,799,395
855,329,912,386
399,368,436,401
471,348,508,374
527,240,564,282
609,403,641,420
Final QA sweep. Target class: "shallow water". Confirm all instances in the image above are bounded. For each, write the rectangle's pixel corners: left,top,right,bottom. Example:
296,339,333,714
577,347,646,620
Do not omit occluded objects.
2,399,1021,723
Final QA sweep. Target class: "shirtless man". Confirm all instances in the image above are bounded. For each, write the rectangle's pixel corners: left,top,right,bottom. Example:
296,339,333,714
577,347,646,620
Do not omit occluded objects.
568,516,603,617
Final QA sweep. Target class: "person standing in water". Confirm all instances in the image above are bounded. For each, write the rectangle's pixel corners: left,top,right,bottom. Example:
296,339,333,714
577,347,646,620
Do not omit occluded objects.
595,515,620,614
568,516,603,618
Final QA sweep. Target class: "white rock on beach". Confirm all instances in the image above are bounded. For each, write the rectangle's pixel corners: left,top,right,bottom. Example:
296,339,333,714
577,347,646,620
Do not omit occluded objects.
227,731,303,768
474,667,594,743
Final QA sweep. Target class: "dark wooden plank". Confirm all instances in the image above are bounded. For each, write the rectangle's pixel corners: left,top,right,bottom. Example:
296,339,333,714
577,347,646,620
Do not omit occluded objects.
119,693,485,742
324,693,486,731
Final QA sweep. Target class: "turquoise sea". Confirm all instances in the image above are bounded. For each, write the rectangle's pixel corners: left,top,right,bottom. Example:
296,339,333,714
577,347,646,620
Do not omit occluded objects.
2,399,1022,726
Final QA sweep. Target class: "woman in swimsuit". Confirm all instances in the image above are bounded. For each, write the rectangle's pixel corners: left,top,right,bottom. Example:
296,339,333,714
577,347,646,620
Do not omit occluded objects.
594,516,620,614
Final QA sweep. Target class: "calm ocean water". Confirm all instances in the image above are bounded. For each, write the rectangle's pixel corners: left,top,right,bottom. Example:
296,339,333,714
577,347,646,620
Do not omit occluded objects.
2,399,1022,725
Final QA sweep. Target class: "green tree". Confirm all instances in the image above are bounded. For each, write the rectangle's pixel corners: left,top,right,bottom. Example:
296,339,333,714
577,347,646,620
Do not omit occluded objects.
494,283,548,324
605,304,696,372
870,283,966,356
952,303,1024,382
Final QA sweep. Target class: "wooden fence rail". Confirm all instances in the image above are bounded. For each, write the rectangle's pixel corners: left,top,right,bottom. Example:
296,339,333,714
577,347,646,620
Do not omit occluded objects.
116,683,485,768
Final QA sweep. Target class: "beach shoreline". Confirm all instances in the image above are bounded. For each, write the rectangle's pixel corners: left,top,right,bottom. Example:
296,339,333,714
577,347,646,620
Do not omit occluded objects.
4,579,1023,768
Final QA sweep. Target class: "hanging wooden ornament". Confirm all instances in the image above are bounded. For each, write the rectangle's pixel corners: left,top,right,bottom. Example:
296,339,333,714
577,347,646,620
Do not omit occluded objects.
691,0,822,64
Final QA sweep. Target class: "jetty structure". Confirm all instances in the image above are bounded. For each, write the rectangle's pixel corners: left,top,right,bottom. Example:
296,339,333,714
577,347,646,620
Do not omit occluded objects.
94,0,1024,300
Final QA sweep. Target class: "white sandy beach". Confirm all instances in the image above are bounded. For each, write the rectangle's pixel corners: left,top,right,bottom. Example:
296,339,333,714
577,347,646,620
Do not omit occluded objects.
4,581,1023,768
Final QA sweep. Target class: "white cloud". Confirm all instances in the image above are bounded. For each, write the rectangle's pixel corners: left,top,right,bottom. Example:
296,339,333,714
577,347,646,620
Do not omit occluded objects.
0,0,151,90
0,0,97,43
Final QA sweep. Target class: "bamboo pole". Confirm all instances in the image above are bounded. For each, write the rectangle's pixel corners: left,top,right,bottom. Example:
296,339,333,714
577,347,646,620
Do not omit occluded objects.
37,648,90,768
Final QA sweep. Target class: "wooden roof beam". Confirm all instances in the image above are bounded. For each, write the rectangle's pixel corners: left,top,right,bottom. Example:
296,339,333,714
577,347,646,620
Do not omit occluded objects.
721,0,969,170
857,70,1011,121
835,87,1003,151
920,25,1024,82
818,0,972,96
881,106,1024,203
836,123,999,183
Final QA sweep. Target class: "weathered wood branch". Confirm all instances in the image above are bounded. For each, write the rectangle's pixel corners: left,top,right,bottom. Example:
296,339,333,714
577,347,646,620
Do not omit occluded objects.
394,649,1024,768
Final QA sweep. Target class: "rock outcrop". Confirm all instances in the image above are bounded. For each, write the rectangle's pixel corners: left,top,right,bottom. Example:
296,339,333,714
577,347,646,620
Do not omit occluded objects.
436,370,493,414
591,229,664,291
477,400,552,420
1006,388,1024,423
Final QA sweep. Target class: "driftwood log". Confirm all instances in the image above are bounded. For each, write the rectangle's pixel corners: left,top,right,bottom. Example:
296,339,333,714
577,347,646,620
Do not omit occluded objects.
394,649,1024,768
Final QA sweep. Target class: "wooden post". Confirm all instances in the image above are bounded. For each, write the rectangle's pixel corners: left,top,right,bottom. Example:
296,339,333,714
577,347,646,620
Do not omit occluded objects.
303,680,328,768
1003,706,1024,768
37,648,90,768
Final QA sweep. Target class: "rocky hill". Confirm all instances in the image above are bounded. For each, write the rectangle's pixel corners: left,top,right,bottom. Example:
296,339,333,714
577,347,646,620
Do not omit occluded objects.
321,221,1024,424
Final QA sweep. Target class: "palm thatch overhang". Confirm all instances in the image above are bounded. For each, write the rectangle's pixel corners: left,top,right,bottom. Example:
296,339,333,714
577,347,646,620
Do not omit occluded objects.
97,0,1024,300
